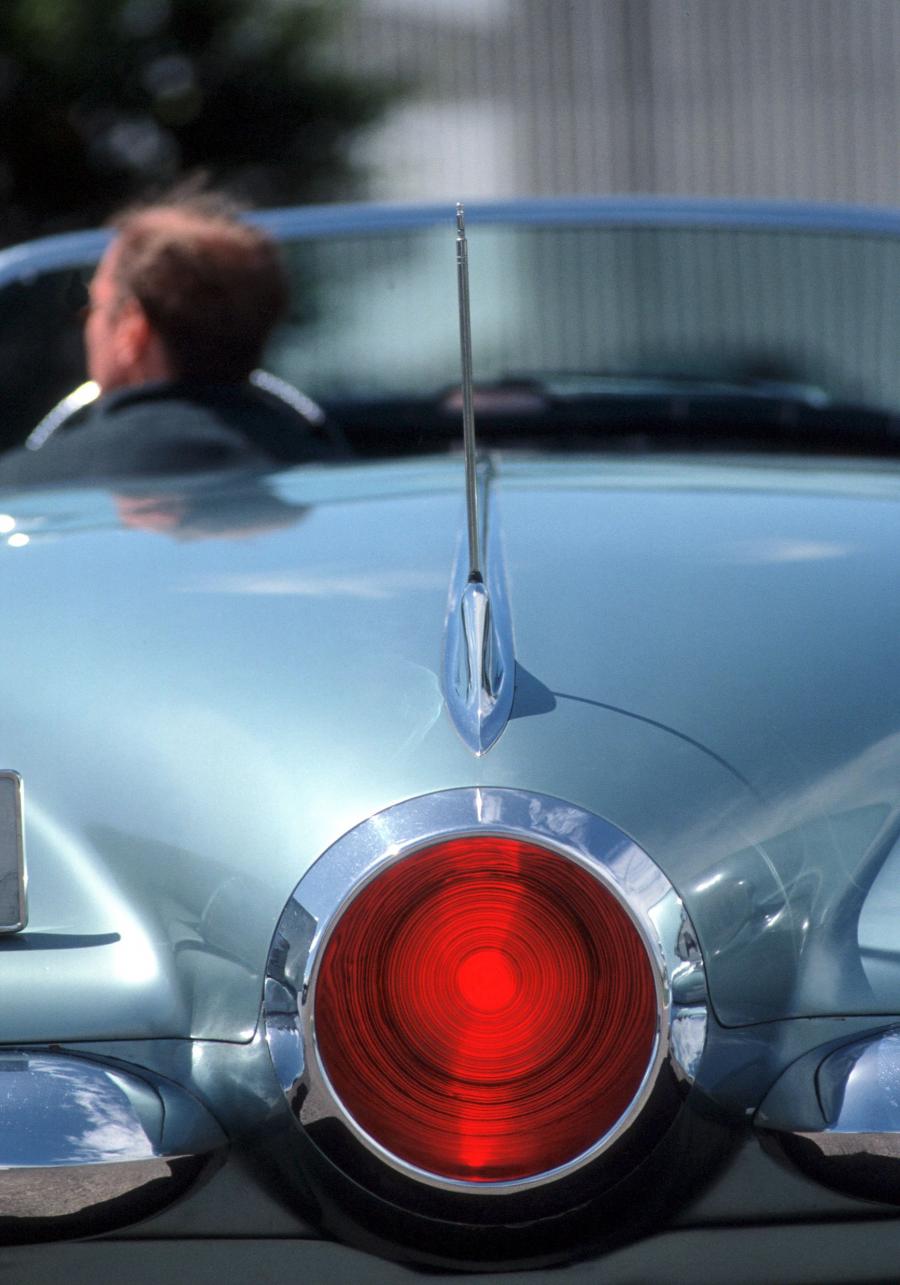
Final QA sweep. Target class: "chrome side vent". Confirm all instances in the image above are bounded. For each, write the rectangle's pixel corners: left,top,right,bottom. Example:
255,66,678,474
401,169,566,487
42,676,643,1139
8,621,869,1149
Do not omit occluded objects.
0,1051,225,1239
757,1027,900,1205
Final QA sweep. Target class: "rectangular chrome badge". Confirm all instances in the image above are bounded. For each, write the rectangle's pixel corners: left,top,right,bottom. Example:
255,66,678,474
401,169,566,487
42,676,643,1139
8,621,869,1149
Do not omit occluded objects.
0,772,26,933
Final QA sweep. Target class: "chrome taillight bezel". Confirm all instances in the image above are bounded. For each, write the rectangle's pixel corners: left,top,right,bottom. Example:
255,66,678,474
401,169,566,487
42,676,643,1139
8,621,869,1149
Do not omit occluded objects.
263,787,707,1197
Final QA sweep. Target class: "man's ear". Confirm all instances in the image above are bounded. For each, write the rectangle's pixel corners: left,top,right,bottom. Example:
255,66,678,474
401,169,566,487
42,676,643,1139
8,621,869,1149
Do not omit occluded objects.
115,301,173,381
115,299,152,368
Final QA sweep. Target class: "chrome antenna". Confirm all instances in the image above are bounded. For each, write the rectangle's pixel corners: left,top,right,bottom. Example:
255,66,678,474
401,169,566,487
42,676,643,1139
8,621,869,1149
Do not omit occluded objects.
456,203,482,583
443,204,514,755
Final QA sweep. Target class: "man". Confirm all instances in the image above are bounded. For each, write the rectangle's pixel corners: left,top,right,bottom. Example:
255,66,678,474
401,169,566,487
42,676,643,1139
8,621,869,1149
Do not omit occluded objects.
0,194,330,486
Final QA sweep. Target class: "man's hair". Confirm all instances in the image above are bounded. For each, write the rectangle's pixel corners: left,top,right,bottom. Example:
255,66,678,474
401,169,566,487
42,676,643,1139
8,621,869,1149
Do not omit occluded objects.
110,195,288,383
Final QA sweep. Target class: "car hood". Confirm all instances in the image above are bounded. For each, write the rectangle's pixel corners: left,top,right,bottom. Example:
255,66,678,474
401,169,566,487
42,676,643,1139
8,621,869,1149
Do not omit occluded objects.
1,453,900,1041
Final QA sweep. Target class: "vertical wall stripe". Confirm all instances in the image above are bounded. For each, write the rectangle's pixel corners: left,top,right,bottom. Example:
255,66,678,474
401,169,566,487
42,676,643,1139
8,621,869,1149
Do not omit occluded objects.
332,0,900,205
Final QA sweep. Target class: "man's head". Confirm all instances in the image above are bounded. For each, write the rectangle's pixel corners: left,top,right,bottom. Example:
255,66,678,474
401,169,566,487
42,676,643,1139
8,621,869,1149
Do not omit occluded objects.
84,196,289,392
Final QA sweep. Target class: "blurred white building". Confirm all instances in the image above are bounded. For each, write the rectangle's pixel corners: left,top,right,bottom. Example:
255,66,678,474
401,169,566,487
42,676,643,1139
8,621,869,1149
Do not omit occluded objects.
333,0,900,206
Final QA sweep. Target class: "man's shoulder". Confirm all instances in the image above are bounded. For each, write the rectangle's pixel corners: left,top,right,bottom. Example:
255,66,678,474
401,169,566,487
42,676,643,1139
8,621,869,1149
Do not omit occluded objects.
98,384,274,474
0,383,271,488
102,381,326,465
0,378,331,490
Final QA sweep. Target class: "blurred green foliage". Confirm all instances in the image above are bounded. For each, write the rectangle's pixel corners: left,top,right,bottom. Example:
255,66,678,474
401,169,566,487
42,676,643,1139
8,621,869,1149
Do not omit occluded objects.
0,0,390,245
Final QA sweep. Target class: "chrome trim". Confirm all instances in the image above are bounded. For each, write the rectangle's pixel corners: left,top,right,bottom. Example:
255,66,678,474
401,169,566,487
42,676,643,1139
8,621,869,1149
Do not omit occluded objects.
757,1027,900,1204
0,1051,225,1228
249,370,351,456
248,370,327,428
0,771,26,934
25,381,100,451
264,788,707,1197
815,1030,900,1134
441,464,515,755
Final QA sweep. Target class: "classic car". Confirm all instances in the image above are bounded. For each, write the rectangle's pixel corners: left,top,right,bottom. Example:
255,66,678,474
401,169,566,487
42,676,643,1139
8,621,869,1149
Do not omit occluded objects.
0,197,899,1283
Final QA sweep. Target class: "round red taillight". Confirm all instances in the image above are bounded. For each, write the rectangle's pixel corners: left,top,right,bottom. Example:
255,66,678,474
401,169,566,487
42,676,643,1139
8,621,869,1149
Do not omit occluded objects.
314,835,659,1184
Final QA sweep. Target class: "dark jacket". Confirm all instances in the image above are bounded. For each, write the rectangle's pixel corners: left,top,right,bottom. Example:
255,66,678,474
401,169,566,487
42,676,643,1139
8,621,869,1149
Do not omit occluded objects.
0,381,329,488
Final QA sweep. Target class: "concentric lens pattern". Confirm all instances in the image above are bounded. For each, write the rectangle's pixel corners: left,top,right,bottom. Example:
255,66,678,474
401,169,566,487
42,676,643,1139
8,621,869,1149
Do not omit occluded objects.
315,836,659,1183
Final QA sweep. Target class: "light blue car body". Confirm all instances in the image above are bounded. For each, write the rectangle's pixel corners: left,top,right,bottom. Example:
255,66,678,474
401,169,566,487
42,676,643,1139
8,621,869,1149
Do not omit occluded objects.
2,199,900,1280
3,451,899,1030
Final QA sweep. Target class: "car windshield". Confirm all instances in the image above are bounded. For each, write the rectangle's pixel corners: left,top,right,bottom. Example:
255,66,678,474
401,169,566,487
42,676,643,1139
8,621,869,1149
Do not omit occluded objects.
2,202,899,458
